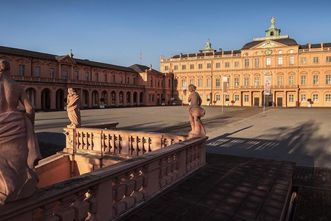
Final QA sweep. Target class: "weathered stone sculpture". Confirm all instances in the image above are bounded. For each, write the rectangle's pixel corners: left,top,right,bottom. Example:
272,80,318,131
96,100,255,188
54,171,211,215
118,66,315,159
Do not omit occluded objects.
0,59,41,205
67,88,81,128
188,84,206,138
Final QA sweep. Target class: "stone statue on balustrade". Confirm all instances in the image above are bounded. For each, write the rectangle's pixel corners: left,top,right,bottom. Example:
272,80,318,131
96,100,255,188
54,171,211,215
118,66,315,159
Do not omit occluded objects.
67,88,81,128
0,59,41,205
188,84,206,138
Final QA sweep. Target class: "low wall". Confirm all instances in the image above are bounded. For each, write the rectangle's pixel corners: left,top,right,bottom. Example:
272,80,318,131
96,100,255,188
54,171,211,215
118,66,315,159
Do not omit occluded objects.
36,154,71,188
0,137,207,221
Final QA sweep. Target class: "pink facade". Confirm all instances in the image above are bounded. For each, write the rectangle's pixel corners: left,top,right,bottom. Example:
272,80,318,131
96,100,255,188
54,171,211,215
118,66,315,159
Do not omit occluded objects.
0,46,177,110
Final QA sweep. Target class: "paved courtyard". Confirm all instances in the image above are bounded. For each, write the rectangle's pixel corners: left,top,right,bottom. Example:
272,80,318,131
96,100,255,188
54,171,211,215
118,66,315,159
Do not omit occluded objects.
207,108,331,168
35,106,258,156
36,106,331,168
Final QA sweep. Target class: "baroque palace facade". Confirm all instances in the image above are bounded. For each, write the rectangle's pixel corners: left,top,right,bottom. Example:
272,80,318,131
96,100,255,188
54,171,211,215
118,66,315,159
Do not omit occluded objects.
160,17,331,107
0,46,176,111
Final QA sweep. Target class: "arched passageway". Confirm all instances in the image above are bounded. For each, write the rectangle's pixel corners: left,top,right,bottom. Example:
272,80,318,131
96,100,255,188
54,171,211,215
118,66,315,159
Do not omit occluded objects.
41,88,51,111
56,89,64,110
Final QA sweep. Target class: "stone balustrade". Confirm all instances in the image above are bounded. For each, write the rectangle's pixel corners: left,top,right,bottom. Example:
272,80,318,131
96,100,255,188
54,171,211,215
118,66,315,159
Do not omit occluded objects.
64,127,186,158
0,137,207,221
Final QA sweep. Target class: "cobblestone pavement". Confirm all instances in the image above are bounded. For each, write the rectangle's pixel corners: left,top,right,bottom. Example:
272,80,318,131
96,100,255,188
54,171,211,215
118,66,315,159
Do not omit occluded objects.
122,154,294,221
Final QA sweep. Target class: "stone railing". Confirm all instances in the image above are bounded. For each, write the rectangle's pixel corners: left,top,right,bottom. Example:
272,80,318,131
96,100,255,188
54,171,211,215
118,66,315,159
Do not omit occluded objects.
0,137,207,221
64,127,186,158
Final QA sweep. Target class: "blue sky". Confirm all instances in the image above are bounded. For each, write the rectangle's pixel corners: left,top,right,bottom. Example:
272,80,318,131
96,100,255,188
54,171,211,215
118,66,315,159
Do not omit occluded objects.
1,0,330,70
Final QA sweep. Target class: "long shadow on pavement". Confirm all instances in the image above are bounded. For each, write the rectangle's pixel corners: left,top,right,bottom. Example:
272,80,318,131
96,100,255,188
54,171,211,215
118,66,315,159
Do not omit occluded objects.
207,120,331,168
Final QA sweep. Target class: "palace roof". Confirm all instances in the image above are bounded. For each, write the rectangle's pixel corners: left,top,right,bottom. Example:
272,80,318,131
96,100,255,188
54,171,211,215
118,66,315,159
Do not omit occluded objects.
241,38,298,50
130,64,163,75
0,45,135,73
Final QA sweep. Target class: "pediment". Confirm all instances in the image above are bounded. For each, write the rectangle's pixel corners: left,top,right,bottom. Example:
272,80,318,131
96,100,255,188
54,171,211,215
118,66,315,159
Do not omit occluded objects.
252,40,287,49
56,55,76,64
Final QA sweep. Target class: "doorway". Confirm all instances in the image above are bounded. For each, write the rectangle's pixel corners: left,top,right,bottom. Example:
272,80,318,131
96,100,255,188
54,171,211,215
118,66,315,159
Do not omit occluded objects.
254,97,259,106
277,97,283,107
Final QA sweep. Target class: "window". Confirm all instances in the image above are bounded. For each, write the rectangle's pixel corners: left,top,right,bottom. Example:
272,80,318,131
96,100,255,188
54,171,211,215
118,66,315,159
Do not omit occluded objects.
225,95,230,101
313,57,319,64
75,71,79,80
181,65,186,70
33,66,40,77
189,79,194,85
244,77,249,87
244,95,249,102
301,94,306,102
190,64,194,70
95,73,99,81
277,76,283,86
62,70,68,80
224,62,230,68
207,79,211,87
234,77,239,87
234,95,240,101
312,94,318,102
325,94,331,102
254,58,259,68
19,64,25,76
277,56,283,65
86,72,90,81
289,94,294,102
174,65,178,70
254,76,260,86
300,57,307,65
112,75,116,82
206,63,211,69
104,73,107,82
198,79,203,87
216,63,220,68
326,75,331,85
300,75,307,85
216,95,221,101
49,68,55,79
326,56,331,63
313,75,319,85
244,59,249,68
181,79,187,88
216,78,221,88
266,57,271,66
289,75,295,86
198,64,203,69
165,66,169,71
289,56,295,65
234,61,240,67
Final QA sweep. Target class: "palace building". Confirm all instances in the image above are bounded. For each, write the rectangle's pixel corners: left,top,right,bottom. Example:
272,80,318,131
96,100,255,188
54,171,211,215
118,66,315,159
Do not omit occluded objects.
160,17,331,107
0,46,177,111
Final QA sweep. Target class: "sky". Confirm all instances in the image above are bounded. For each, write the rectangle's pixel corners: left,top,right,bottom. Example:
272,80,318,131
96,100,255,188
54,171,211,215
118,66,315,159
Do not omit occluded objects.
0,0,331,70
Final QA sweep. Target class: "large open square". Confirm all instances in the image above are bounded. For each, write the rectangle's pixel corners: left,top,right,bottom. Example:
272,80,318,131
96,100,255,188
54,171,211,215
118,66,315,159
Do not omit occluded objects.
36,106,331,168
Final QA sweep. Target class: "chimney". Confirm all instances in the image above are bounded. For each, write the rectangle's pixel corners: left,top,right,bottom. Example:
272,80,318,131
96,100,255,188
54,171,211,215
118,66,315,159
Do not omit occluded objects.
149,64,152,70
